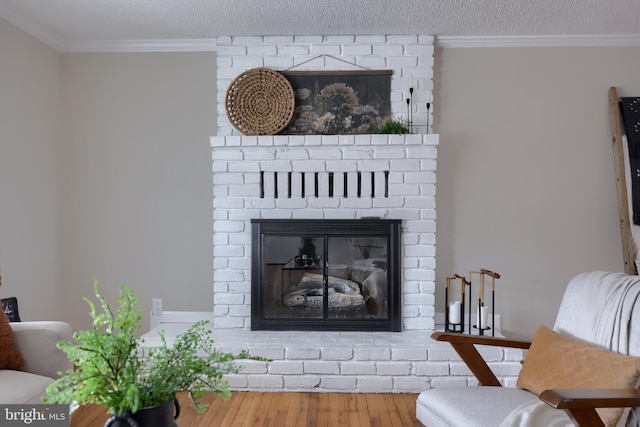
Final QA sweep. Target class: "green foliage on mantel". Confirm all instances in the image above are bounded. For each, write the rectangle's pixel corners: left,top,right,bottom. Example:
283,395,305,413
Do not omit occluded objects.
375,117,410,134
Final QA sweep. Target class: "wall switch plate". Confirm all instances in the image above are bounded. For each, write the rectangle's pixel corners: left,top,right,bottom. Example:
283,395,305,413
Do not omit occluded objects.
152,298,163,315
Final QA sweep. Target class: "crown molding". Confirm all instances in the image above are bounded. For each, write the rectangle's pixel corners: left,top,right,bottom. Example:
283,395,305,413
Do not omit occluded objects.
59,39,218,53
54,34,640,52
0,4,218,53
436,34,640,48
0,2,66,51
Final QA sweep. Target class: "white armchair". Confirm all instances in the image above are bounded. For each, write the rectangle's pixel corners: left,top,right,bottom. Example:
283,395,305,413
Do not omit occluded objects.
0,321,73,404
416,271,640,427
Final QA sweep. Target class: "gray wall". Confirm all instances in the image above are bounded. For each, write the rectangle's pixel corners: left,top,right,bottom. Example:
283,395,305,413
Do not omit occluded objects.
59,52,217,330
436,46,640,338
1,17,216,330
3,14,640,337
0,18,61,320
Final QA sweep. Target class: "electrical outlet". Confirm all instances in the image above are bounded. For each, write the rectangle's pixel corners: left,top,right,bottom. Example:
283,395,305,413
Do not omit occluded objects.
152,298,163,315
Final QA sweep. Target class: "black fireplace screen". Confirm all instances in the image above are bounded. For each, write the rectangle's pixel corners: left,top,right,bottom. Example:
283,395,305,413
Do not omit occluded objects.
251,219,401,331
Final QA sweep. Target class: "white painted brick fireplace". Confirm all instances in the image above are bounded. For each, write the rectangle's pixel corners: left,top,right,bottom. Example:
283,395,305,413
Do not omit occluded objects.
211,133,438,331
181,34,524,393
204,132,522,393
212,34,438,332
143,35,522,394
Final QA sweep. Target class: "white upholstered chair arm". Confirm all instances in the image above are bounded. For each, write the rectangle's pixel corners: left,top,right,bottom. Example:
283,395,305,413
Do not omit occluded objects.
11,321,73,379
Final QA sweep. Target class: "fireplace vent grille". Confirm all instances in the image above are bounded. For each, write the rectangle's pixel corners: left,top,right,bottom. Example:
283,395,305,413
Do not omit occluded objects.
259,170,389,199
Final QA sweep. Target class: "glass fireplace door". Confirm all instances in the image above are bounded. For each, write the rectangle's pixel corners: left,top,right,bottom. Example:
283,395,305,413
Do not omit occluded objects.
262,234,325,320
326,235,389,320
251,219,401,332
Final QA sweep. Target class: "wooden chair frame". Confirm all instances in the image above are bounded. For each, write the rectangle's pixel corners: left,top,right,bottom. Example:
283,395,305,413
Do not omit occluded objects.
432,332,640,427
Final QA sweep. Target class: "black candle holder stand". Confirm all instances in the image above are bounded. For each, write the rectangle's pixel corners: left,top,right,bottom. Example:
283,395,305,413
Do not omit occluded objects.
468,269,500,336
444,274,468,333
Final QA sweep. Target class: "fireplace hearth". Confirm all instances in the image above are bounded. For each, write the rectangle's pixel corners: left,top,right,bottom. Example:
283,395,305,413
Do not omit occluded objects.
251,219,401,332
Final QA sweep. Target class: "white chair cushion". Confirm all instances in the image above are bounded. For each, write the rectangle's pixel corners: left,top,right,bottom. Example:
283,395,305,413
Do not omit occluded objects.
416,387,539,427
0,369,54,404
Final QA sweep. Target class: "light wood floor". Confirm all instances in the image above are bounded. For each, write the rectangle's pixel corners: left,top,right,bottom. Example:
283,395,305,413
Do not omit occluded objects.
70,391,423,427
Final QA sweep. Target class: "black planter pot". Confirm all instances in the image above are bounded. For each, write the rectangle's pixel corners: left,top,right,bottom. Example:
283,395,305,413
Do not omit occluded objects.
104,397,180,427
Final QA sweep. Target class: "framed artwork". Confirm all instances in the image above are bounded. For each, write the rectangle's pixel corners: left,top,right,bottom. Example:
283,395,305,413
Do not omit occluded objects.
280,70,392,135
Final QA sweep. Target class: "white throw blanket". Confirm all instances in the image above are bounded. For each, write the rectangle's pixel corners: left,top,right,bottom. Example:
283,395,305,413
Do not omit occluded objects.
499,271,640,427
499,400,578,427
564,271,640,354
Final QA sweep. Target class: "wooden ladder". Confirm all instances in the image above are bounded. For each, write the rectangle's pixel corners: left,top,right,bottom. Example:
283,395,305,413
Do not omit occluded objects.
609,87,638,275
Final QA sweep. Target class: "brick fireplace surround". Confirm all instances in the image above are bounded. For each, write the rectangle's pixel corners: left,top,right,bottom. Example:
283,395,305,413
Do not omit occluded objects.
142,34,523,394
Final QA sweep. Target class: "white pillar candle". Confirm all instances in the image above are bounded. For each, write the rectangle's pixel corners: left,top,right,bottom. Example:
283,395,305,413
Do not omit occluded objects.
477,306,489,329
449,301,461,325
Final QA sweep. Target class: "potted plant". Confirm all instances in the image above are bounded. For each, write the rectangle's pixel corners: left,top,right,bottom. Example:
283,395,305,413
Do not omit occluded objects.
45,281,261,427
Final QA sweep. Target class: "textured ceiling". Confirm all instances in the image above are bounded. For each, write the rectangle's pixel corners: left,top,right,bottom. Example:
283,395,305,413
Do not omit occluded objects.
1,0,639,48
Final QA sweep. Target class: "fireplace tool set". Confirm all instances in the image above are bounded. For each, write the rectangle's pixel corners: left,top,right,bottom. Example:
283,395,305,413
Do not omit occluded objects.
444,268,500,336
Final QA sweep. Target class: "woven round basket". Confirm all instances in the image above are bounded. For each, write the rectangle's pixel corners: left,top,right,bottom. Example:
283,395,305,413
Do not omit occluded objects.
225,68,295,135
